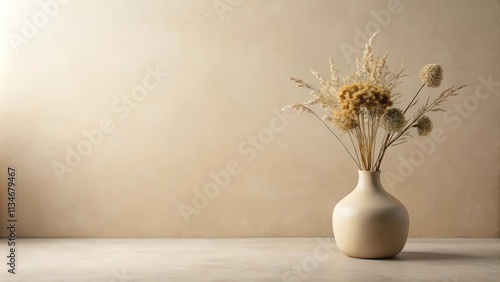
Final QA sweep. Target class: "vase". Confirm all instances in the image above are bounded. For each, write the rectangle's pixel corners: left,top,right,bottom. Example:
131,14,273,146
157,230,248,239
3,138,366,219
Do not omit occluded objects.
332,170,409,259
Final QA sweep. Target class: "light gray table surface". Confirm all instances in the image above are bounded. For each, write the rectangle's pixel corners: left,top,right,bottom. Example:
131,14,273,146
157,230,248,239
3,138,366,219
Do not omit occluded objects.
0,238,498,281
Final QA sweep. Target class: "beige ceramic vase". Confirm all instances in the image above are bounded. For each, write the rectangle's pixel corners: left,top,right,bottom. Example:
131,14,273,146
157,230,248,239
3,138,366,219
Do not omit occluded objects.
332,170,409,259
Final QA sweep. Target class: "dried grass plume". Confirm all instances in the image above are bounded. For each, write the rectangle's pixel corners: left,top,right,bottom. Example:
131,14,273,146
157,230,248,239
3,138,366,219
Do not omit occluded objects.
283,32,466,171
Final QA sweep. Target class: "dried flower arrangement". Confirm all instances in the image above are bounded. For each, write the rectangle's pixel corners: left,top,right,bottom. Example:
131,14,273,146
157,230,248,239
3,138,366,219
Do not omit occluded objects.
283,32,466,171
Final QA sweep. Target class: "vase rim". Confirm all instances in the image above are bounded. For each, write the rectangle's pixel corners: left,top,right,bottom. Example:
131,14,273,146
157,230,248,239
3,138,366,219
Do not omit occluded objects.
357,170,381,173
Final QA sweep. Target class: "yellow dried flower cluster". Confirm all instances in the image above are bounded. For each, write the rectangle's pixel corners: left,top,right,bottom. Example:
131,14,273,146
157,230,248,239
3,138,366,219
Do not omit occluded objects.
337,83,392,112
332,82,393,131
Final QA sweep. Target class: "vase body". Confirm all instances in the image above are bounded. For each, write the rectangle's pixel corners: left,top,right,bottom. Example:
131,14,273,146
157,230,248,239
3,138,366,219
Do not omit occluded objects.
332,171,409,259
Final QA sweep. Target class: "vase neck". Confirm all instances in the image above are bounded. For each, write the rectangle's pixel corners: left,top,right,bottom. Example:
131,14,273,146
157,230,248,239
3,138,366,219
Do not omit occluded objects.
355,171,385,192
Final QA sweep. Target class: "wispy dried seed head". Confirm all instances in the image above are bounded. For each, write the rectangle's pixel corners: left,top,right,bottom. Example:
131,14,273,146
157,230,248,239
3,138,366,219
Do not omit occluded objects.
420,64,443,88
381,108,407,132
416,115,433,136
282,103,314,114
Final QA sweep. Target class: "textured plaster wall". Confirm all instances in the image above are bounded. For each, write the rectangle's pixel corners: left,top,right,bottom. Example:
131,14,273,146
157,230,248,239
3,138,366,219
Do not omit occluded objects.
0,0,498,238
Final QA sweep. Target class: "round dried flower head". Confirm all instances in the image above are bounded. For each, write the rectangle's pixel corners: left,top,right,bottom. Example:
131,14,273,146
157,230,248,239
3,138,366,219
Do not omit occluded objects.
420,64,443,88
416,115,433,136
381,108,407,132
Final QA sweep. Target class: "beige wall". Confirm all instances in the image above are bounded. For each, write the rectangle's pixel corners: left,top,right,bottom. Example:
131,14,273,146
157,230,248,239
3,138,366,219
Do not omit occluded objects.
0,0,498,238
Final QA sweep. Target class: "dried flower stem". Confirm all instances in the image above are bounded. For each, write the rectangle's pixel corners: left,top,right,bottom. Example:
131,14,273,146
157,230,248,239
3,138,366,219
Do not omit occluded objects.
374,85,466,170
309,111,362,169
346,107,382,171
374,83,426,170
348,133,361,168
403,83,425,114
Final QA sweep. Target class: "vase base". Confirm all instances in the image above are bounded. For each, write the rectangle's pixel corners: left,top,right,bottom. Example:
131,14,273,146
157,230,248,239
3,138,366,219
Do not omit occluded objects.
344,252,402,260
